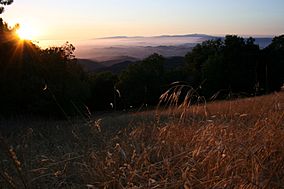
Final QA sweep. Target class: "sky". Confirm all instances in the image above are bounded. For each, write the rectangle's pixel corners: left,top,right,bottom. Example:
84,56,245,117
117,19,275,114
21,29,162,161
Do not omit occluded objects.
1,0,284,45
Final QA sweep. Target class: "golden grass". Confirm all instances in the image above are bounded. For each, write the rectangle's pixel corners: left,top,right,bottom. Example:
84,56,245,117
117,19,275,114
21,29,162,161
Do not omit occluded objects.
0,92,283,188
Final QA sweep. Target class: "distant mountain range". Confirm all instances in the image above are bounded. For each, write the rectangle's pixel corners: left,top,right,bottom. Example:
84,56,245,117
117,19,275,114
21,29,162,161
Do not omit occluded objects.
77,59,106,72
97,34,215,40
77,56,139,73
76,34,273,73
78,56,185,74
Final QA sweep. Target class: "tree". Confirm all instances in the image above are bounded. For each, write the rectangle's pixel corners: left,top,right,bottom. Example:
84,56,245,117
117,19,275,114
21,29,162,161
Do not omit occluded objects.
0,0,13,14
87,72,118,111
202,53,227,97
0,22,90,116
184,35,261,98
118,53,165,108
219,35,260,95
260,35,284,92
184,39,223,89
39,43,90,116
0,19,44,115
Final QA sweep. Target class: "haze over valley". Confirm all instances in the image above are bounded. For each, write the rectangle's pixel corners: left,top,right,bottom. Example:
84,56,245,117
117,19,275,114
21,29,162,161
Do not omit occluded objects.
75,34,272,61
1,0,284,188
73,34,273,72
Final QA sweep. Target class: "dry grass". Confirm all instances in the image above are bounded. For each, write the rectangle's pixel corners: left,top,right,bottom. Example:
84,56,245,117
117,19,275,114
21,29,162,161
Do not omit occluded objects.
0,92,284,188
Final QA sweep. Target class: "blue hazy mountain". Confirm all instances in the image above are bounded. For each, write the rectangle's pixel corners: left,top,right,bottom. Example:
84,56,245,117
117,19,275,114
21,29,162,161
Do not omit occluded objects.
75,34,273,63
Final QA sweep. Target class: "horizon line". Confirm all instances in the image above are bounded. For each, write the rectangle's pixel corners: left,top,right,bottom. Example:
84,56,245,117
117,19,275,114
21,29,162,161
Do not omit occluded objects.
92,33,276,40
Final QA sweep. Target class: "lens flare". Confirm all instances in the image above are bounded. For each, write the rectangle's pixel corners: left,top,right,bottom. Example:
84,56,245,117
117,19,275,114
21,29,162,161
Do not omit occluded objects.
16,24,38,40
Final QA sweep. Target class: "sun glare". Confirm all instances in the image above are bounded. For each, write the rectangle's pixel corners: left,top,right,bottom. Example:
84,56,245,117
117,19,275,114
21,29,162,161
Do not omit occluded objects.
16,24,38,40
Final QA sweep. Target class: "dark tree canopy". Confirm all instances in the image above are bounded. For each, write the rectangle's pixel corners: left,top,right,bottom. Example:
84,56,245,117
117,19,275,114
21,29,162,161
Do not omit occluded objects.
0,0,13,14
0,19,90,117
184,35,283,99
87,72,118,111
118,53,165,108
261,35,284,92
1,17,283,116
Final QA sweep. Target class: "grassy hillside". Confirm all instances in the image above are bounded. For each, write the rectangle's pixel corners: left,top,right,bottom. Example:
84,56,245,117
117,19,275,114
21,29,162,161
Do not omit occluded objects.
0,92,283,188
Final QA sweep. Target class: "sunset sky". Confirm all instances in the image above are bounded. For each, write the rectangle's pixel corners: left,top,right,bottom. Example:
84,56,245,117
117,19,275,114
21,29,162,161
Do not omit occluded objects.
2,0,284,44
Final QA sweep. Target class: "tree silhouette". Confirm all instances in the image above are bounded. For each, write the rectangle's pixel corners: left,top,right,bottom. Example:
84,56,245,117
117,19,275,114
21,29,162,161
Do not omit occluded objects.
118,53,165,108
0,19,90,116
87,72,118,111
0,17,283,116
223,35,260,94
185,39,223,88
184,35,262,98
0,0,13,14
261,35,284,92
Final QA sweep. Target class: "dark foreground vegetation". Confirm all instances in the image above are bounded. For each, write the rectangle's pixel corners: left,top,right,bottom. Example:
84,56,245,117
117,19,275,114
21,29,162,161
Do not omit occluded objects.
0,92,283,188
1,1,284,188
0,17,284,116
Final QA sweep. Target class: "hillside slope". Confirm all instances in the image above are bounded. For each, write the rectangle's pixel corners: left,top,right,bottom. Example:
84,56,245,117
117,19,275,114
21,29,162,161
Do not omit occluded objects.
0,92,283,188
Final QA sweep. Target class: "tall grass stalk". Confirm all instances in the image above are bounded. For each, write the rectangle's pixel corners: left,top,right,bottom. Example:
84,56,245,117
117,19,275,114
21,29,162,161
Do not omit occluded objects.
0,92,283,188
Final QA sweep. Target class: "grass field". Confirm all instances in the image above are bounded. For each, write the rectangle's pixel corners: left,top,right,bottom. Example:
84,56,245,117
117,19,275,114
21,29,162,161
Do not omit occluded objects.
0,92,284,188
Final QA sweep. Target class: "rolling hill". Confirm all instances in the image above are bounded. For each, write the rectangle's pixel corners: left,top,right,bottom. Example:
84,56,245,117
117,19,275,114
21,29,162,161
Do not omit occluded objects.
75,34,273,62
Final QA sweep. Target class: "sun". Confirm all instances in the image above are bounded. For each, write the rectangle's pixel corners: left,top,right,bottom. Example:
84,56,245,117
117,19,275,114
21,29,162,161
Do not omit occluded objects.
16,24,38,40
